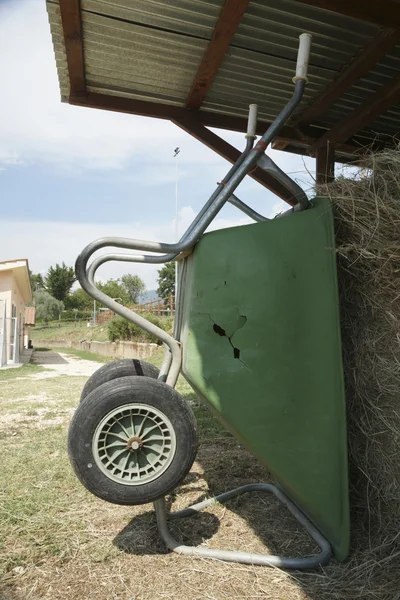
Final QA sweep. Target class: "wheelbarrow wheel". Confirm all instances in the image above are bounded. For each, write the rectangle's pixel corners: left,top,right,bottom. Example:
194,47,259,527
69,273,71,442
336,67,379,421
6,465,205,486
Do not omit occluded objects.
68,376,198,505
80,358,159,402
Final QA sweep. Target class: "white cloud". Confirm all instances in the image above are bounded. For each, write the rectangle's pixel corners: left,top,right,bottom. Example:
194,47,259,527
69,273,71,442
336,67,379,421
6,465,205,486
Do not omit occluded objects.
0,0,316,189
0,0,319,297
0,0,236,175
0,201,276,290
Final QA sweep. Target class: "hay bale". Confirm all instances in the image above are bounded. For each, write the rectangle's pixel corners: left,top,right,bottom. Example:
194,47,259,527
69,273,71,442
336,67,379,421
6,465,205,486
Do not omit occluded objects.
310,149,400,598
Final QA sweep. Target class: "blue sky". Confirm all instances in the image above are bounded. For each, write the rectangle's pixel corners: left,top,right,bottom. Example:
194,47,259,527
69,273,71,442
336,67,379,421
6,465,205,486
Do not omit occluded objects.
0,0,318,289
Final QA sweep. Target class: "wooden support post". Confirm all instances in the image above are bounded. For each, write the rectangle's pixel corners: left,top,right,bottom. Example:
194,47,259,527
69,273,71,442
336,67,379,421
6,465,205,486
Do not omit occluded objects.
316,144,335,185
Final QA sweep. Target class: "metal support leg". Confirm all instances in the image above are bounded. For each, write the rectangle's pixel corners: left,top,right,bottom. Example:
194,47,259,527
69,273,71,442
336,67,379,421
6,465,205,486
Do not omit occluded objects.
154,483,331,569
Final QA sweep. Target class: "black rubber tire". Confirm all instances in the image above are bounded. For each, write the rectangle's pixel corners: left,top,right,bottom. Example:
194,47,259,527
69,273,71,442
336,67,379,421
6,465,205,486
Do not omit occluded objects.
68,376,198,505
80,359,160,402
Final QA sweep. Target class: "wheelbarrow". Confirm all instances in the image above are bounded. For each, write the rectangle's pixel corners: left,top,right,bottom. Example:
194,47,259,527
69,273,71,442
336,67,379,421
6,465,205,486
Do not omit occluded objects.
69,33,350,569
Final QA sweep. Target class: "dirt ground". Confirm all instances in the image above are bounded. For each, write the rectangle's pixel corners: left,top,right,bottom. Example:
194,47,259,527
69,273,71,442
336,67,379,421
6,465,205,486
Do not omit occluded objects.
31,349,101,378
0,348,380,600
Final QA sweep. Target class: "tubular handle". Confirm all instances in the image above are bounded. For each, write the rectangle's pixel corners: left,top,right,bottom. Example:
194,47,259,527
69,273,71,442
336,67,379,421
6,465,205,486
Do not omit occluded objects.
293,33,312,83
246,104,258,139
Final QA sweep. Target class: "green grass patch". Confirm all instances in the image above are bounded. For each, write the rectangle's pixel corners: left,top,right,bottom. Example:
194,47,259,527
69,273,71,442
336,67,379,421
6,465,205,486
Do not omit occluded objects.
0,363,45,381
31,322,109,343
0,374,86,414
51,347,110,363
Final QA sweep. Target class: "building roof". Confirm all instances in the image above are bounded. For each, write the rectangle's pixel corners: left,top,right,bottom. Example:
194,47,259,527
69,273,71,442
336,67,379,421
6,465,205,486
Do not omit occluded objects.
24,307,36,326
0,259,33,304
46,0,400,202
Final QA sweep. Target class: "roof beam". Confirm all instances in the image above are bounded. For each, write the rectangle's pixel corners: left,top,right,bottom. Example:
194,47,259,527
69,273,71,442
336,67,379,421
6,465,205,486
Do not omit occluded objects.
293,0,400,28
297,28,400,124
69,91,308,138
172,116,298,205
59,0,85,93
312,78,400,149
185,0,250,109
69,91,370,158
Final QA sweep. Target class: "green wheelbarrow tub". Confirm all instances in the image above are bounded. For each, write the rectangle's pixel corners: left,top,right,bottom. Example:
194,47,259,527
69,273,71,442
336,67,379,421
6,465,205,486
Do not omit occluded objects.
178,197,350,560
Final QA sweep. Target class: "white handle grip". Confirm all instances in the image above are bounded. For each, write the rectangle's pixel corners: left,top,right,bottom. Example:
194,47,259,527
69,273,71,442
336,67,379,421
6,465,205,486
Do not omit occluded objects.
246,104,258,139
293,33,312,83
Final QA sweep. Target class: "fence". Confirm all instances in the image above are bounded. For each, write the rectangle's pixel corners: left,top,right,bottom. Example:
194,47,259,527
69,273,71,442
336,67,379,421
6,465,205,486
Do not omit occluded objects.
137,296,175,315
34,317,92,331
97,296,175,325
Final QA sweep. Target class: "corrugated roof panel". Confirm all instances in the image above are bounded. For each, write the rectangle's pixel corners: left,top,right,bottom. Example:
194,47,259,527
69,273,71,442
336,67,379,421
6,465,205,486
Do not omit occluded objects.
206,0,382,127
204,46,331,122
233,0,379,71
45,0,400,152
47,1,70,101
314,43,400,138
81,0,223,39
80,11,207,105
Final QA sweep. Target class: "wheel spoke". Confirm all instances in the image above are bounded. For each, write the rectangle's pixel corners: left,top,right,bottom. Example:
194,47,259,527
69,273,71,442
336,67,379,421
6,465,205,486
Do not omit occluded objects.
112,416,130,438
130,411,135,436
141,423,161,439
105,447,128,466
122,451,133,474
142,435,169,443
136,413,150,438
104,440,127,450
104,431,129,443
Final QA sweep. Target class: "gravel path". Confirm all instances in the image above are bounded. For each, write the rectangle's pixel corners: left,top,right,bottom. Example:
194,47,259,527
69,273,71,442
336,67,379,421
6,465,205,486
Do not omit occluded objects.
30,350,100,379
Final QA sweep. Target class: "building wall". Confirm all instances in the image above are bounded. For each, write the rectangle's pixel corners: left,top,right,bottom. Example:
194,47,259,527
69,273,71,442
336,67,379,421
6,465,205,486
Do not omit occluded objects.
11,275,26,354
0,271,26,360
0,272,12,361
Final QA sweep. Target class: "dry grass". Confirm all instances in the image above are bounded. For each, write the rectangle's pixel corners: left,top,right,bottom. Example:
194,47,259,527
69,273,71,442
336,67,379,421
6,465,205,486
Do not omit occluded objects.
314,149,400,599
0,357,313,600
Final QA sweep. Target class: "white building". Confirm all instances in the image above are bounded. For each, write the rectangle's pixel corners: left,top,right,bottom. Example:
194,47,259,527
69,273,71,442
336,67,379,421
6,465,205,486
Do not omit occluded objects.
0,259,33,366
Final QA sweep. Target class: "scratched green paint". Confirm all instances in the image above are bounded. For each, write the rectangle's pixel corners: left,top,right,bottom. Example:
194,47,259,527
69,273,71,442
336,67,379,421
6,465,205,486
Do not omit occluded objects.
179,197,350,560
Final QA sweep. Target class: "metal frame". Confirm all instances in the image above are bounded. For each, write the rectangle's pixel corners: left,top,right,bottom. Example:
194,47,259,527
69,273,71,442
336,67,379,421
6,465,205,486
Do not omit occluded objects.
75,78,308,388
74,35,333,568
154,484,331,568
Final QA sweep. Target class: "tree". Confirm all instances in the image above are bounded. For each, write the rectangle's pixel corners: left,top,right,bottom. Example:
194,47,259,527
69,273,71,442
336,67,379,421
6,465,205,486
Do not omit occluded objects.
121,274,146,304
97,279,129,306
64,287,93,310
34,290,64,322
46,263,76,302
29,271,45,292
157,262,175,303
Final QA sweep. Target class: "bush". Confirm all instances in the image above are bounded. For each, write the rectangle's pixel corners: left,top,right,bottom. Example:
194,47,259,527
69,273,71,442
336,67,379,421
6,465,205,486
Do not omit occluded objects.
34,290,64,322
108,313,171,344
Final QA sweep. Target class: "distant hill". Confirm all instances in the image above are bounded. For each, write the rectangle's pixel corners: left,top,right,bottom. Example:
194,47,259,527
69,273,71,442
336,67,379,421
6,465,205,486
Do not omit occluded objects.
141,290,158,303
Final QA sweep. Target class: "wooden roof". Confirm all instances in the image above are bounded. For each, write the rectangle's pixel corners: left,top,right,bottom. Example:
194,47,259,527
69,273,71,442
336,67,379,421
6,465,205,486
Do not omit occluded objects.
47,0,400,203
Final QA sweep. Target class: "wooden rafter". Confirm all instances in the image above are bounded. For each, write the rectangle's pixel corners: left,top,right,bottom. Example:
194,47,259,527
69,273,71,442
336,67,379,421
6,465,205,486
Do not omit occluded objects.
69,91,370,160
59,0,85,93
272,137,362,162
185,0,250,109
68,91,305,139
172,116,298,204
312,79,400,150
293,0,400,28
297,28,400,124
